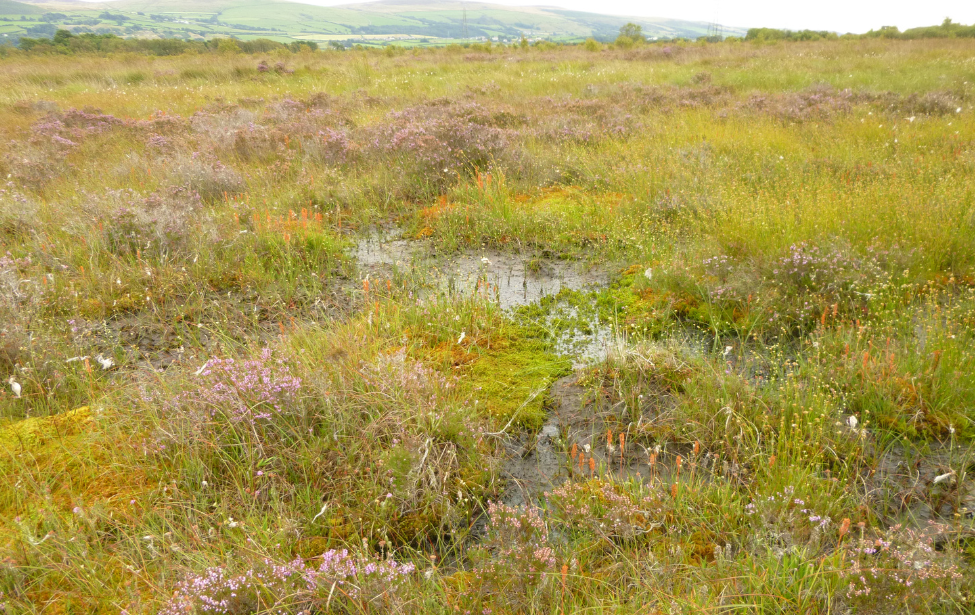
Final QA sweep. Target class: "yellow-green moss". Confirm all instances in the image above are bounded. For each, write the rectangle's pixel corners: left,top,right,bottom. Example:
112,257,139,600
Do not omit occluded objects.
0,405,92,449
464,336,571,430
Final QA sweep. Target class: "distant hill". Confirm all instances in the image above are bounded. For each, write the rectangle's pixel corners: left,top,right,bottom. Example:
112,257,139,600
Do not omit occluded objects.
2,0,745,44
0,0,42,14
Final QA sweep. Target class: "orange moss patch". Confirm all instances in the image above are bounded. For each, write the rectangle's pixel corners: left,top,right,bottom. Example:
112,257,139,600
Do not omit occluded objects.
0,408,151,527
419,196,457,220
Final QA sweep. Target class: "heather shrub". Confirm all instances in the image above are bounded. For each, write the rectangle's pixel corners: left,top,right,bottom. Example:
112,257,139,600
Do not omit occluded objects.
148,348,303,476
102,186,204,259
167,151,246,200
158,550,415,615
742,86,858,122
369,103,512,195
0,185,38,240
898,91,962,116
3,141,69,189
190,108,281,161
548,479,662,542
298,127,357,167
532,97,642,145
843,522,965,609
463,503,558,611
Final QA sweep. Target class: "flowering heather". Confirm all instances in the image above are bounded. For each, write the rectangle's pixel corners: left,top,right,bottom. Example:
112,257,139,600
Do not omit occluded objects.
369,103,511,182
29,109,124,146
548,480,660,541
300,128,356,166
158,550,414,615
146,133,173,153
0,252,30,273
464,502,556,611
175,348,301,426
844,522,964,607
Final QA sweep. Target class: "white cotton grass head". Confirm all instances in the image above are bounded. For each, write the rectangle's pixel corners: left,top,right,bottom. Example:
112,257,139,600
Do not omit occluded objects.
7,376,21,398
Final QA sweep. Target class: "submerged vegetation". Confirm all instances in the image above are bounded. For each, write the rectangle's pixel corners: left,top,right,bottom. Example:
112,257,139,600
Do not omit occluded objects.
0,38,974,613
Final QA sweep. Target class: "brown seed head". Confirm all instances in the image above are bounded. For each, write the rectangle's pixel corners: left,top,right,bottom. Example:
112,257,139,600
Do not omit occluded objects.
839,518,851,541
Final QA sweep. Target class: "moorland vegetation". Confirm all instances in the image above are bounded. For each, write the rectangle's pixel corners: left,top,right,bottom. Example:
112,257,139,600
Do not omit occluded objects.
0,36,974,613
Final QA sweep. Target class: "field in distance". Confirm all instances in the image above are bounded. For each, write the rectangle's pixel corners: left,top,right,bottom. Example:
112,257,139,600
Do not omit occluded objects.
0,0,744,45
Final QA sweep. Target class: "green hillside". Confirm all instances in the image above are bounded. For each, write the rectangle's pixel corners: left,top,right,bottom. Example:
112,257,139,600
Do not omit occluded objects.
0,0,41,14
1,0,745,45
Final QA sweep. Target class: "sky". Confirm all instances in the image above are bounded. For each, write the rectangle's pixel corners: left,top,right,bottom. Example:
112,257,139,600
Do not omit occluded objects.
299,0,975,34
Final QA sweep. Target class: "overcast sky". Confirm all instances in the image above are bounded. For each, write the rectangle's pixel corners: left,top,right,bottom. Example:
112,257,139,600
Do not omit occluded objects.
303,0,975,34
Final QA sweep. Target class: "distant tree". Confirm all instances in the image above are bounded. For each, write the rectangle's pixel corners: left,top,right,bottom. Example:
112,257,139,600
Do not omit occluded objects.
53,29,74,45
618,23,644,42
877,25,901,38
583,37,600,52
519,35,528,49
290,40,318,51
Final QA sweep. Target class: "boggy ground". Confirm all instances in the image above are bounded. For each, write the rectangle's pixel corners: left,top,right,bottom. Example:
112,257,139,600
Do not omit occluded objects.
0,38,974,613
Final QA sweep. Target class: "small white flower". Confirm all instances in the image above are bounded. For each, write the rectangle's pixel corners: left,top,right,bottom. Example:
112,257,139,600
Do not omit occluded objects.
847,416,858,430
481,257,491,265
957,107,963,113
226,518,239,528
457,331,466,345
907,116,915,122
95,354,114,370
644,267,652,280
933,471,955,485
723,346,733,357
